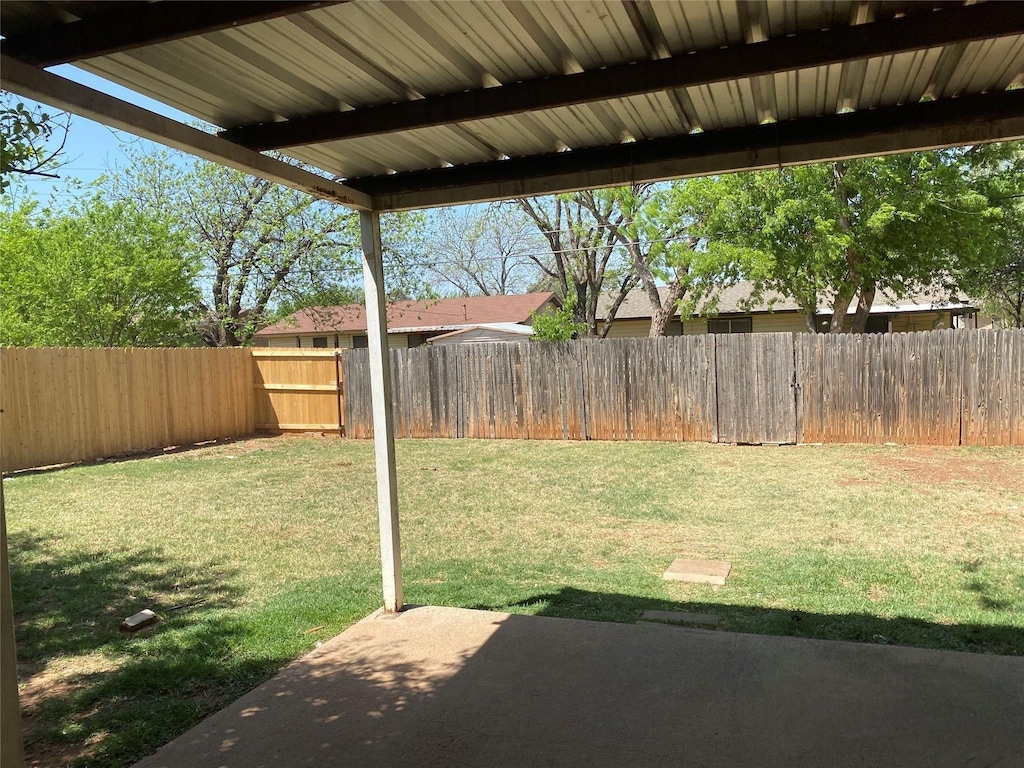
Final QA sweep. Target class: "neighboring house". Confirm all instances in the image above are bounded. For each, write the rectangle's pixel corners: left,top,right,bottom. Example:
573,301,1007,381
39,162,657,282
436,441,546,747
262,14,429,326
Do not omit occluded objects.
254,293,555,348
596,282,987,337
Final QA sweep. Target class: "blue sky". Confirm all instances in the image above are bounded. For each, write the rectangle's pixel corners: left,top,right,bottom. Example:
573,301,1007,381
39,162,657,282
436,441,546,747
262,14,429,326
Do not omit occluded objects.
8,65,198,203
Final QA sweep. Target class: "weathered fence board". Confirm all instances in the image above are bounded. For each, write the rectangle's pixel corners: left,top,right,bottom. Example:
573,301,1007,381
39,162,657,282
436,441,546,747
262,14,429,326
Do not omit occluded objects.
344,336,732,444
962,329,1024,446
1,347,255,472
798,330,966,445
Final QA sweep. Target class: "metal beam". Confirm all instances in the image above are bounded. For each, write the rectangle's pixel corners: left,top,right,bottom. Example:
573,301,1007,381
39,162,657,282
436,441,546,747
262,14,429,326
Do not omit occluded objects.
219,2,1024,150
1,2,343,67
351,89,1024,211
359,211,404,614
0,54,371,211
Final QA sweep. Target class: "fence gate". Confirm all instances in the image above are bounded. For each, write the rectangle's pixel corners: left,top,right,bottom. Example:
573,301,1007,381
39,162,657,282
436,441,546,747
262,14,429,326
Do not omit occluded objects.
714,333,797,444
252,350,343,434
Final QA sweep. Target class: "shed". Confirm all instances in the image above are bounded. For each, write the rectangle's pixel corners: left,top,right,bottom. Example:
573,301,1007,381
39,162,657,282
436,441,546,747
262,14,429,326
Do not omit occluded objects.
428,323,535,346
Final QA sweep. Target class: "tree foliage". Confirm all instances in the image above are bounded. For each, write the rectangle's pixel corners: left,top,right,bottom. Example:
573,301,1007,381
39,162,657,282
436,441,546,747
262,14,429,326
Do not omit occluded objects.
106,148,428,346
0,196,199,346
579,184,738,336
696,149,1012,332
0,94,70,193
529,290,586,342
952,144,1024,328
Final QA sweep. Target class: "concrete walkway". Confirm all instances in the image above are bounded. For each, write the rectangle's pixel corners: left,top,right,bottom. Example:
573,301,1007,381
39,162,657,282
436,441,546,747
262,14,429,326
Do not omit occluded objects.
136,606,1024,768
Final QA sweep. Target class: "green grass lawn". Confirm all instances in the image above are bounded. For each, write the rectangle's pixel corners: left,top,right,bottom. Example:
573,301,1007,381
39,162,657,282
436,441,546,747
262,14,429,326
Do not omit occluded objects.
6,436,1024,767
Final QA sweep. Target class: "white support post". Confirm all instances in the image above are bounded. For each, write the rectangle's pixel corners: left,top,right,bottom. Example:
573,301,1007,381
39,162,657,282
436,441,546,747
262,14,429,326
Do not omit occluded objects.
360,210,404,613
1,479,26,767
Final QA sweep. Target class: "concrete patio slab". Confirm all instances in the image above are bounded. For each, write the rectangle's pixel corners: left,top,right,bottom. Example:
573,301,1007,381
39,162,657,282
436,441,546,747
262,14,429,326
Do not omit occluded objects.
135,606,1024,768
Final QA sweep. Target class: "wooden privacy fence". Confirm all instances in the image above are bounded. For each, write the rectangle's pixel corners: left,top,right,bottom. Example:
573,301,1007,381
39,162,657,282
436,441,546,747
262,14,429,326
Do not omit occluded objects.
0,347,255,472
1,330,1020,471
343,329,1024,447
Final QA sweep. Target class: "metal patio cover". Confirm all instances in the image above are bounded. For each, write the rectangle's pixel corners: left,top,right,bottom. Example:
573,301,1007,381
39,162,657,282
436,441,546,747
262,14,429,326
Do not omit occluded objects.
2,0,1024,213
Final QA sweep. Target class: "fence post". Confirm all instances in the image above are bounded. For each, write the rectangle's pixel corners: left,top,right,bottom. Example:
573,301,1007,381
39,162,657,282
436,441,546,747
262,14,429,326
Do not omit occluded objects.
334,350,344,438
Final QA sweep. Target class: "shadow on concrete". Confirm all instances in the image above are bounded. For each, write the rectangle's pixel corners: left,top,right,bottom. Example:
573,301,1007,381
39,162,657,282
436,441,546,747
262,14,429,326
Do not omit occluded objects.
133,604,1024,768
475,585,1024,657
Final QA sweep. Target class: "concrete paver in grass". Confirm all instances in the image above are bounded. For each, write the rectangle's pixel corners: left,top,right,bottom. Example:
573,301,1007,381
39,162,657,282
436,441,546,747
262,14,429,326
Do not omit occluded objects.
662,558,731,585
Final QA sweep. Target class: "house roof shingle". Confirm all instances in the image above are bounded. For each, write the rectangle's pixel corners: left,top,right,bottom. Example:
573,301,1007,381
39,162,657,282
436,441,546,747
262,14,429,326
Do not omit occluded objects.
256,292,555,336
597,282,974,321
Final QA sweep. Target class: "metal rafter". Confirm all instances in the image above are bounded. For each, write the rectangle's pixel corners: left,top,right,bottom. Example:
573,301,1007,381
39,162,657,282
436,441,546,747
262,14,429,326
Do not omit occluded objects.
347,89,1024,211
219,2,1023,151
0,54,371,210
1,1,344,67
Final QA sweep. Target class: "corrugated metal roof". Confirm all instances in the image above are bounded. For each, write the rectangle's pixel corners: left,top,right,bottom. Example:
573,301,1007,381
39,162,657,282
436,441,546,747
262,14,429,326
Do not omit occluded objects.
3,1,1022,207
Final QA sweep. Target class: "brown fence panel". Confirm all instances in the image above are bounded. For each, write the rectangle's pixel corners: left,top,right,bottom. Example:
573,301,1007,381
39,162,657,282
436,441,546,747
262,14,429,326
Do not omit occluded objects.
582,340,628,440
1,347,255,472
800,330,965,446
715,333,797,443
962,329,1024,446
341,349,372,439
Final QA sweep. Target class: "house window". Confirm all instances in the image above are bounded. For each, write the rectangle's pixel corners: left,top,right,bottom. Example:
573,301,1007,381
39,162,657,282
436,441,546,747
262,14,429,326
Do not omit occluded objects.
708,317,752,334
667,319,682,336
351,334,369,349
312,336,329,348
864,315,889,334
407,333,431,348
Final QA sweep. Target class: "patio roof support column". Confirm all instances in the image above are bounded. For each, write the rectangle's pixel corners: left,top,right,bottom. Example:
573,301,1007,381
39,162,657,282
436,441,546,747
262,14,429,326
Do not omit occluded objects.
1,485,26,767
360,210,404,613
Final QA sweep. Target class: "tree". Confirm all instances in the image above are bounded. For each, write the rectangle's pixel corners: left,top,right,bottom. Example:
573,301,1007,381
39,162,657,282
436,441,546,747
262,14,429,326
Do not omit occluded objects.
515,195,637,337
0,94,70,193
427,204,542,296
578,183,738,336
0,196,198,346
697,149,1013,333
953,143,1024,327
106,148,428,346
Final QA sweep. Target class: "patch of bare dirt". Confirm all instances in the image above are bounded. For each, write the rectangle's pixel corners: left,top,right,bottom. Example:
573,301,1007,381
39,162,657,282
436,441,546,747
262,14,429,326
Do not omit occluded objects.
25,741,95,768
19,657,120,768
18,665,83,714
870,453,1024,494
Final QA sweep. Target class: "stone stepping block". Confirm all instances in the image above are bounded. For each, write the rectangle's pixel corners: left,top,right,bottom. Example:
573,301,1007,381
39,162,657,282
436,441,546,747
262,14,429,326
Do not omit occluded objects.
639,610,719,626
662,559,731,585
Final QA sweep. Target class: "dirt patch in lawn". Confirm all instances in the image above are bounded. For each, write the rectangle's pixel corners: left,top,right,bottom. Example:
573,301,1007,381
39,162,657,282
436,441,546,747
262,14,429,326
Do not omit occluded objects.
19,656,119,768
871,451,1024,493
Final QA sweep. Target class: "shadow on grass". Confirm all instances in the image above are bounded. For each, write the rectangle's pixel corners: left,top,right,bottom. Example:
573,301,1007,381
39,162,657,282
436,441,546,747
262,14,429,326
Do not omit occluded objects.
8,532,295,768
4,433,272,478
471,586,1024,656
